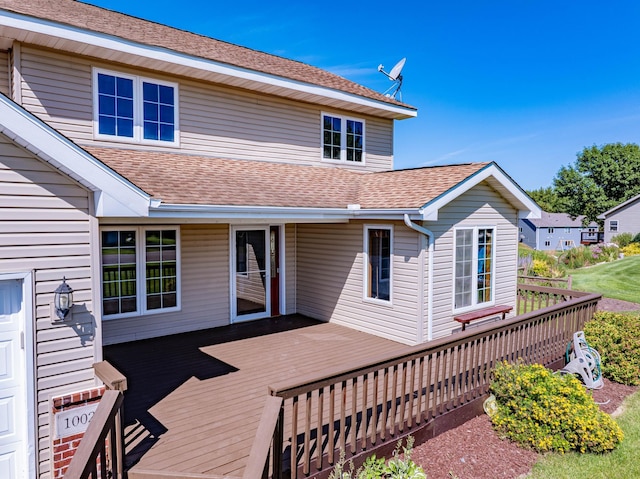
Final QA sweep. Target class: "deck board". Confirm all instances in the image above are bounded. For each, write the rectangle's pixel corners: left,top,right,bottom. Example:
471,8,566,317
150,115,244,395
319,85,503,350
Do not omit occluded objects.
105,315,408,478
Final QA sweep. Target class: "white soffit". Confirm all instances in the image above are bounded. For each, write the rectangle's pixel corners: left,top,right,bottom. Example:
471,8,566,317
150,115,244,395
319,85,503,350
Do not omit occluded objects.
420,163,541,221
0,11,417,120
0,95,150,216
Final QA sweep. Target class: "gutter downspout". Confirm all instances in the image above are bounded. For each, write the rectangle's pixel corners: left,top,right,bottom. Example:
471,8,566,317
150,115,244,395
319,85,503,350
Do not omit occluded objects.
404,214,434,342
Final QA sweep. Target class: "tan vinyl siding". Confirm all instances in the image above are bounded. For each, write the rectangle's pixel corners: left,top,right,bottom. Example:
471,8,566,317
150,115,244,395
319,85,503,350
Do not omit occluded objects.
296,221,420,345
0,50,9,96
0,133,95,478
18,46,394,171
426,182,518,340
102,224,230,345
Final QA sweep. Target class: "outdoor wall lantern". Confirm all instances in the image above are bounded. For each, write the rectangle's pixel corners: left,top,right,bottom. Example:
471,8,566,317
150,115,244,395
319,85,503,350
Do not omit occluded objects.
53,277,74,321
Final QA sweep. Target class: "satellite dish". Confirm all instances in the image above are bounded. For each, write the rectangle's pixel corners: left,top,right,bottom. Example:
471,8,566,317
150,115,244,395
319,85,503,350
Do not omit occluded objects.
377,57,406,101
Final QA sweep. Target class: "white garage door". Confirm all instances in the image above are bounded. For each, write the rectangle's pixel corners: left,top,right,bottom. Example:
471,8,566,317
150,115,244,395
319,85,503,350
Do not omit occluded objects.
0,279,28,479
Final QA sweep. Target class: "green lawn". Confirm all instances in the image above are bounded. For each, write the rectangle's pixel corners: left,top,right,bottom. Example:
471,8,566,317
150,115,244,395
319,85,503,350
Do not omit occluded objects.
569,255,640,304
526,390,640,478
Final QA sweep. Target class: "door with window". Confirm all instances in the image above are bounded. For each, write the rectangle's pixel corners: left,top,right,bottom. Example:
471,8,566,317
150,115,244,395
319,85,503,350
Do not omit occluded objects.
232,227,270,322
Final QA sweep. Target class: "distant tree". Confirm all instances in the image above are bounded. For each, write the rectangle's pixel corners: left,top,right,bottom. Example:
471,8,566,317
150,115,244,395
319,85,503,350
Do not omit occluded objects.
526,186,567,213
553,143,640,224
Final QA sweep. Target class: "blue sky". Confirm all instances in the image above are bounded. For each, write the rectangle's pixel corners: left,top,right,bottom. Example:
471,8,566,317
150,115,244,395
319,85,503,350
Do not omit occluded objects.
85,0,640,191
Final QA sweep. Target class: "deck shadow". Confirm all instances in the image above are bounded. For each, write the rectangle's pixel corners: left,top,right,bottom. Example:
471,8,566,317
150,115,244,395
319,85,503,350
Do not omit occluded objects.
103,315,322,466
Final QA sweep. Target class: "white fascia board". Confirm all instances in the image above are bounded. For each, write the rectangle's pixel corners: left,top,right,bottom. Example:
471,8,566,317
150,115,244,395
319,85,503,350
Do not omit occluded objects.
419,163,541,221
149,204,419,221
0,95,150,216
0,11,417,120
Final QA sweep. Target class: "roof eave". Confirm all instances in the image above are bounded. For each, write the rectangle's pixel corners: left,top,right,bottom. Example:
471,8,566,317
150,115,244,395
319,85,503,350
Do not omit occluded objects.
0,10,417,120
419,163,542,221
0,94,151,217
598,193,640,219
148,203,421,221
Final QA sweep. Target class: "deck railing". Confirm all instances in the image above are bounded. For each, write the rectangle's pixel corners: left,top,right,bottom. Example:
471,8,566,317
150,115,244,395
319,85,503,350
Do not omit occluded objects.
64,390,125,479
255,285,600,479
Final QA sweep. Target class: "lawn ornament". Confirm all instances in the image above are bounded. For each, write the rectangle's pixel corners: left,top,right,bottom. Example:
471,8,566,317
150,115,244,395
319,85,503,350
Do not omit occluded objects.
560,331,603,389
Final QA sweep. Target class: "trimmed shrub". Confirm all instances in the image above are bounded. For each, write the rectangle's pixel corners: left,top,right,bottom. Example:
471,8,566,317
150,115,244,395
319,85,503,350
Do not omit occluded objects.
611,232,634,248
584,312,640,386
490,361,623,454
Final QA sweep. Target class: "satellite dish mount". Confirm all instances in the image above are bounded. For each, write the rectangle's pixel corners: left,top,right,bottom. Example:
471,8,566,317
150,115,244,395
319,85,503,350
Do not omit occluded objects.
377,57,406,101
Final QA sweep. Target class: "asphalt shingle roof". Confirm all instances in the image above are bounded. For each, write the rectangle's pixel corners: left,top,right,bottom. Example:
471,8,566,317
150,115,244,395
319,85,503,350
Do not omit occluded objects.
0,0,414,111
85,147,489,210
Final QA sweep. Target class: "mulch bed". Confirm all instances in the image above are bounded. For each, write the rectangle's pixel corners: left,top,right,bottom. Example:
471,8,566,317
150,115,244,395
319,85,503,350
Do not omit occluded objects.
410,295,640,479
410,379,638,479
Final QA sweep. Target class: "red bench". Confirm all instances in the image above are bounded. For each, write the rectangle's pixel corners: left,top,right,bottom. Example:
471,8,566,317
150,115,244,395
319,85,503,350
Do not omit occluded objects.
454,304,513,331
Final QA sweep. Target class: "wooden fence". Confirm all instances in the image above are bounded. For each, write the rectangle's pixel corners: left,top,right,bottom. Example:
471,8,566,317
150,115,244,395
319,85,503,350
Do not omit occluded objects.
518,274,572,290
247,285,600,479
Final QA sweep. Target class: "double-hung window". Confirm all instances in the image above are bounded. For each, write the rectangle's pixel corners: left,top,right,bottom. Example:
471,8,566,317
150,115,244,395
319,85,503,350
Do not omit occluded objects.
610,220,618,232
101,227,180,318
322,114,365,163
364,226,392,302
454,227,494,310
94,68,179,145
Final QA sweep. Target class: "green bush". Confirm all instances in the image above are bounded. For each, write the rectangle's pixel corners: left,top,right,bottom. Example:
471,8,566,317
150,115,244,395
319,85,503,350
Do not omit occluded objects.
518,247,566,278
621,243,640,256
490,361,623,454
329,436,426,479
584,312,640,386
633,232,640,244
612,232,634,248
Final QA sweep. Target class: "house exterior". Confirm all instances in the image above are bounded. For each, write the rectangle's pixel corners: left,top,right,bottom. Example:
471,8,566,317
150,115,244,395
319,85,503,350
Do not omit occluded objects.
598,193,640,243
519,212,598,250
0,1,540,478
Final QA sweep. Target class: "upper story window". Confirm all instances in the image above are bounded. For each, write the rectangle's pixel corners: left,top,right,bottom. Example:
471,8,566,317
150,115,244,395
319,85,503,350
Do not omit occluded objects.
547,227,554,234
610,220,618,232
101,226,180,319
364,225,392,303
322,114,365,163
94,69,179,145
564,227,571,233
454,227,494,311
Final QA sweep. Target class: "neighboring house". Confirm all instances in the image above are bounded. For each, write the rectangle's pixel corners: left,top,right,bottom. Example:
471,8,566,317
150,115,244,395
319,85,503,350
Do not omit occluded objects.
0,1,540,478
598,193,640,243
519,212,598,250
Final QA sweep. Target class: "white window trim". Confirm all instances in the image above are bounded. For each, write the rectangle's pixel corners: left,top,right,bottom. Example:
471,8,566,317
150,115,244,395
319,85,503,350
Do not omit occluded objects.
363,224,393,305
610,220,619,232
452,225,496,314
100,225,181,320
321,112,366,165
92,67,180,146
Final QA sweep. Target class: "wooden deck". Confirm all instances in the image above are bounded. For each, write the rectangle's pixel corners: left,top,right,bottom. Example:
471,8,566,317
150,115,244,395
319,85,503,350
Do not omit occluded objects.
103,315,409,478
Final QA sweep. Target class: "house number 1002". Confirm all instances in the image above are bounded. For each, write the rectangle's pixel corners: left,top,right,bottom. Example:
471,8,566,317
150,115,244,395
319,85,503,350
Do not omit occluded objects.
54,403,99,439
63,411,94,429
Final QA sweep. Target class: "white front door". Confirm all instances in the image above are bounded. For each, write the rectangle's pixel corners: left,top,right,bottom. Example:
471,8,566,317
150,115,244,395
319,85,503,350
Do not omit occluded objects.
231,227,271,322
0,279,30,479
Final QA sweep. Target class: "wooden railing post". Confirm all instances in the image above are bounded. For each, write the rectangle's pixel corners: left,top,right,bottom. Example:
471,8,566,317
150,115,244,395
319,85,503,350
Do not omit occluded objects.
64,390,124,479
